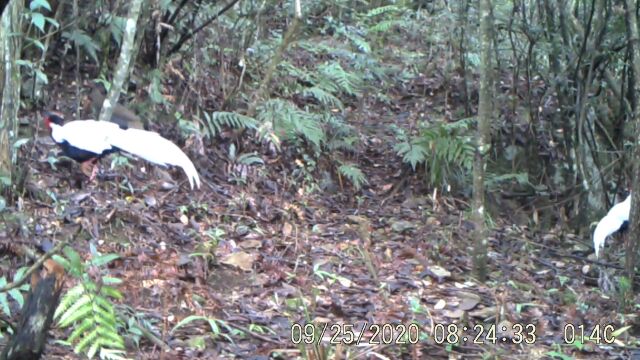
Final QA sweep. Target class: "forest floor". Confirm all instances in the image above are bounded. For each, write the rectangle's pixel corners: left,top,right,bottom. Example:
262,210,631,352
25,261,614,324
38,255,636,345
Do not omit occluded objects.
8,73,639,360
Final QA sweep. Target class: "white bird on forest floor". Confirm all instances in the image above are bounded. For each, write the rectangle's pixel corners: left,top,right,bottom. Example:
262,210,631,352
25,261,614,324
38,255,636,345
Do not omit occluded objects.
593,193,631,258
43,111,201,190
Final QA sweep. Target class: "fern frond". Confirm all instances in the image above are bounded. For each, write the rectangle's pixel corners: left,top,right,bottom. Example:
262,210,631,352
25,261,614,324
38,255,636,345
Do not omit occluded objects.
54,247,125,359
335,27,371,53
68,318,94,343
394,141,428,170
75,329,98,355
255,121,282,151
486,172,531,189
313,77,341,96
279,60,312,81
370,20,401,33
204,112,257,137
236,152,265,166
303,87,344,109
294,115,324,148
328,135,359,151
350,35,371,53
442,117,476,130
323,115,358,151
100,285,124,299
339,163,368,190
366,5,402,17
258,99,325,148
394,118,475,188
318,62,361,96
54,282,85,318
62,30,100,63
57,291,92,326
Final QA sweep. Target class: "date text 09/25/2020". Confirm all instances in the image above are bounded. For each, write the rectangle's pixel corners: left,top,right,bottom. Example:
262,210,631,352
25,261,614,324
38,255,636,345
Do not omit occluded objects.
290,322,617,346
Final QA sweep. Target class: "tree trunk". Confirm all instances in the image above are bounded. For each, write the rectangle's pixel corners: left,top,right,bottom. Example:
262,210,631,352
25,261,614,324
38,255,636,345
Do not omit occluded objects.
623,0,640,287
98,0,144,123
247,0,303,117
0,0,22,198
0,270,64,360
472,0,493,281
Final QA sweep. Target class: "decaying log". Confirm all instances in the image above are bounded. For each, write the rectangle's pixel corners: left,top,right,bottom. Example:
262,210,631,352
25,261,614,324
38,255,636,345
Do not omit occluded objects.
0,260,65,360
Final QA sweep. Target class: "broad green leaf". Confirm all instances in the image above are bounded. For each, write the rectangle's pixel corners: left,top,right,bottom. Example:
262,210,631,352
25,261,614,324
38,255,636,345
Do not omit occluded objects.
90,254,120,267
30,0,52,11
30,12,46,32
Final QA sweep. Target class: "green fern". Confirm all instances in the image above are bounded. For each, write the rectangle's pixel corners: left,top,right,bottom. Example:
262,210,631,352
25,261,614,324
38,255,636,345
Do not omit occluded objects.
394,119,475,188
279,60,313,82
171,315,234,342
365,4,403,17
363,5,408,34
302,86,344,109
486,172,532,190
324,114,358,152
291,118,324,149
54,247,125,359
255,120,282,151
394,141,429,170
204,111,257,138
338,163,368,190
335,26,372,53
327,135,358,152
227,143,264,183
0,268,30,319
318,62,361,96
258,99,325,149
105,15,127,46
257,26,386,193
370,19,402,33
62,29,100,63
236,152,264,166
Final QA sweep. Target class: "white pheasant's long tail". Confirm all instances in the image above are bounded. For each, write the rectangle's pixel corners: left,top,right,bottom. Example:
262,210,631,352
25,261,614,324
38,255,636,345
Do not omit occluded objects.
593,194,631,257
108,128,201,189
176,152,201,189
593,215,624,258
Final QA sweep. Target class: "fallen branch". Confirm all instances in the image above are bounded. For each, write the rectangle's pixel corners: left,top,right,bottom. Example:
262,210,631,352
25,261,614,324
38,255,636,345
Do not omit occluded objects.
0,226,81,293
